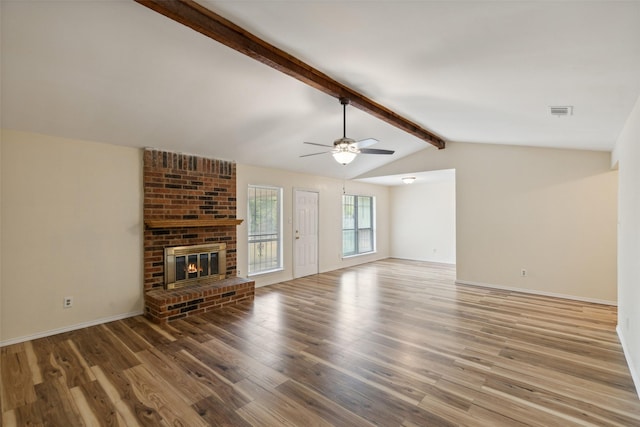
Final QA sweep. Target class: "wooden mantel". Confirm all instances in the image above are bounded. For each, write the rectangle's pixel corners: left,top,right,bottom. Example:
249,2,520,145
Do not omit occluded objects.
145,219,243,229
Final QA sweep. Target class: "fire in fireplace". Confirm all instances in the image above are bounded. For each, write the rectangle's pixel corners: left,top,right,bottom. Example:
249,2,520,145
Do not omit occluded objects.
164,243,226,289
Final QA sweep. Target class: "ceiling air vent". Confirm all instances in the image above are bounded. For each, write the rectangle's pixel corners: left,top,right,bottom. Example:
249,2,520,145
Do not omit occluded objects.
549,106,573,116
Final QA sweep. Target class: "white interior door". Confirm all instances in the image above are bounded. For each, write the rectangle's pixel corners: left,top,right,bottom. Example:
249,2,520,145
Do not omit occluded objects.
294,190,319,278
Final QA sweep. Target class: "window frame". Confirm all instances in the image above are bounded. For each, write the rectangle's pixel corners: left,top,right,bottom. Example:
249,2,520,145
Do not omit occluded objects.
247,185,283,276
342,194,376,258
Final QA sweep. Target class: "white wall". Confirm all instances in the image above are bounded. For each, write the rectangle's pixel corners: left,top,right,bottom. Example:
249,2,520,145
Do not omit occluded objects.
236,164,391,287
0,130,144,344
360,142,618,304
390,177,456,264
612,94,640,396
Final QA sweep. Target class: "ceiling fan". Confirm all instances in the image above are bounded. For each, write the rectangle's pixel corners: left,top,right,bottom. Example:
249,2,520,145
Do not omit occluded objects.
301,97,395,165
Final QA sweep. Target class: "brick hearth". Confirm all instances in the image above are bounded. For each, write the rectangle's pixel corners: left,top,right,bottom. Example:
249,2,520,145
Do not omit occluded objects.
145,277,254,323
143,149,254,323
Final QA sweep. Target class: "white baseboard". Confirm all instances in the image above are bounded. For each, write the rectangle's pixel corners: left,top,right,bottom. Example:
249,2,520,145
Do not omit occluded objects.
455,279,617,306
617,325,640,399
0,310,144,347
390,256,456,266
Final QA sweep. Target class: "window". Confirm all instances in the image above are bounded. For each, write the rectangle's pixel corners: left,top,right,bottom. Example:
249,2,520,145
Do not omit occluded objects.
248,185,282,275
342,194,375,256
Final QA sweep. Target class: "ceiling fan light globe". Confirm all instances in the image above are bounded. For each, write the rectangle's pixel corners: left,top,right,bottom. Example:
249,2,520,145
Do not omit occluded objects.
333,151,357,165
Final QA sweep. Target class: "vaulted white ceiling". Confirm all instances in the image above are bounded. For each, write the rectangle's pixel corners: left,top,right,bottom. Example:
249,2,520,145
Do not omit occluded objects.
3,1,640,180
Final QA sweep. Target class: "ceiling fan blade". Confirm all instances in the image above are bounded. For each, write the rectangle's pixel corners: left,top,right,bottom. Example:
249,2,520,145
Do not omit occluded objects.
300,151,329,158
354,138,379,149
359,148,395,155
303,141,333,148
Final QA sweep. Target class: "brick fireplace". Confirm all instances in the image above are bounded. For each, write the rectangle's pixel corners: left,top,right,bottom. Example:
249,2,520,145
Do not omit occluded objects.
143,149,254,323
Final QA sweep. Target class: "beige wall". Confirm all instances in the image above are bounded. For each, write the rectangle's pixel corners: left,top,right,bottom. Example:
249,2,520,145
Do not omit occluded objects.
0,129,619,347
390,178,456,264
236,164,391,287
612,94,640,396
0,132,3,342
361,141,618,303
1,130,144,344
0,132,390,344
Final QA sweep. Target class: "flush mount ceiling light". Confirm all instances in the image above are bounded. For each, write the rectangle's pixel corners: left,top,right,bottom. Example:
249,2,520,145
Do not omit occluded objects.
402,177,416,184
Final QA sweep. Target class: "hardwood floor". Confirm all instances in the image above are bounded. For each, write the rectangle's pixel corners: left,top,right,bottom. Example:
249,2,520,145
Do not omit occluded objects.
2,258,639,426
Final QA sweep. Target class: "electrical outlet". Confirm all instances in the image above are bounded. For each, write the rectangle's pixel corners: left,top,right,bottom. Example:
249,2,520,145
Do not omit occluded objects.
63,296,73,308
520,269,527,277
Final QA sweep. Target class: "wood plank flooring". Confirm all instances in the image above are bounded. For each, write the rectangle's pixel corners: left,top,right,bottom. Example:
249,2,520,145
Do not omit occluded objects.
2,258,639,426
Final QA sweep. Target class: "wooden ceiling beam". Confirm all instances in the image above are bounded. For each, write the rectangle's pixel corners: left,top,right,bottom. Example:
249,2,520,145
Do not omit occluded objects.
134,0,445,149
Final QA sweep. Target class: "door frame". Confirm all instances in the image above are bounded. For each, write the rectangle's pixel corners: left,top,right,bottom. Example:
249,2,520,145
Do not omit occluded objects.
293,188,320,278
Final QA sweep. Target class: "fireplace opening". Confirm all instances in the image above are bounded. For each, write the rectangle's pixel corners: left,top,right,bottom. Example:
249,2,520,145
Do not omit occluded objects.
165,243,226,289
